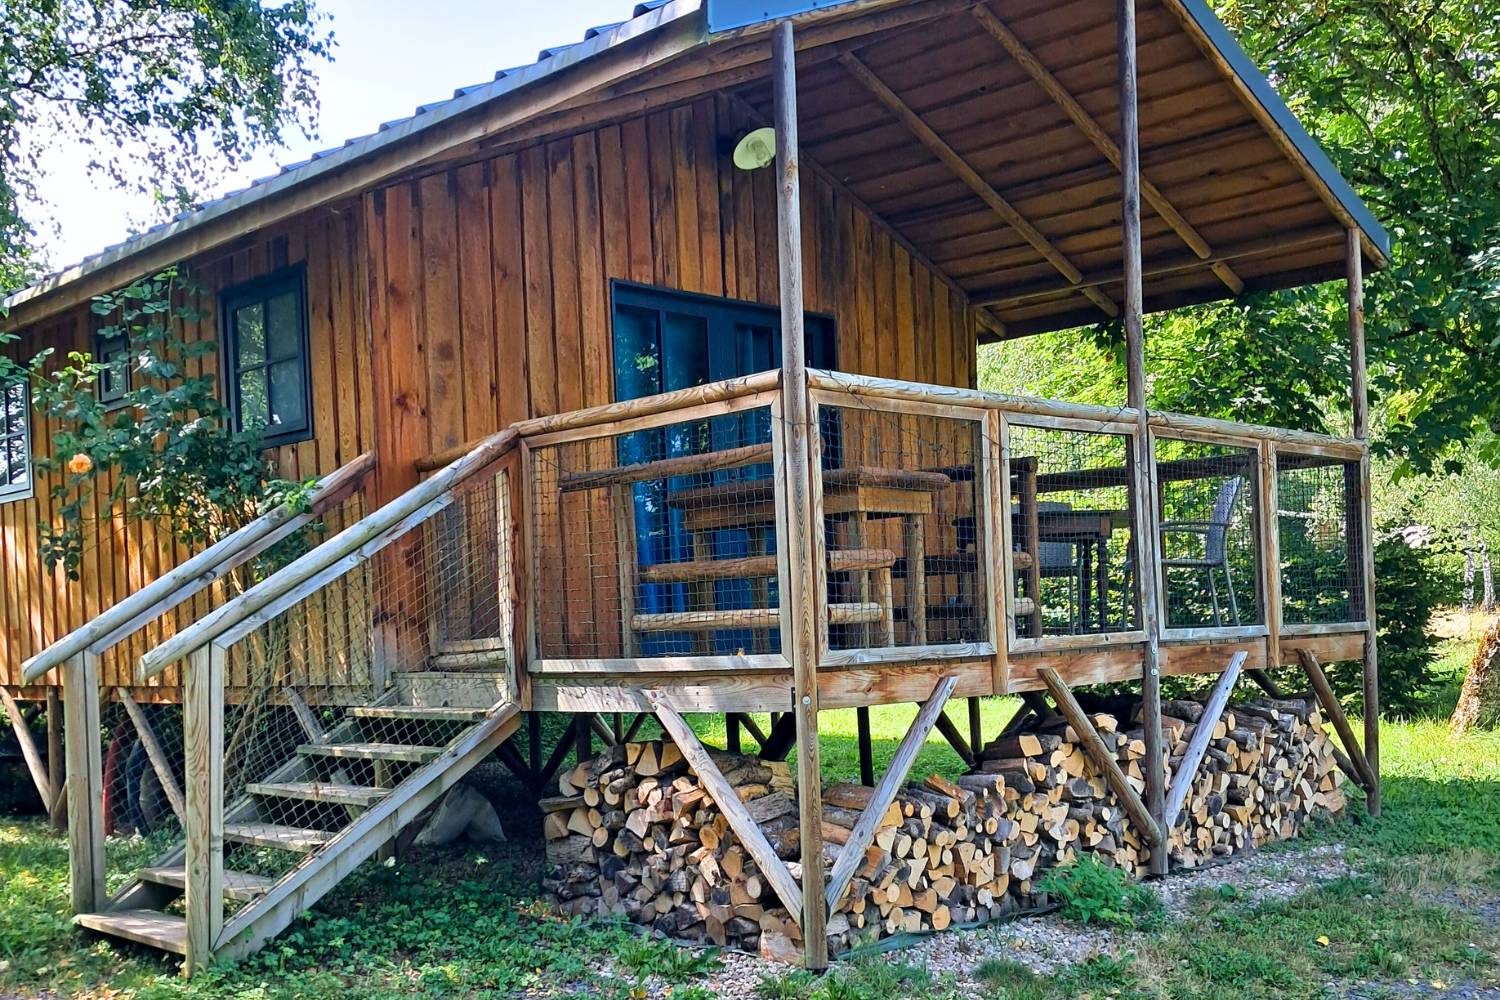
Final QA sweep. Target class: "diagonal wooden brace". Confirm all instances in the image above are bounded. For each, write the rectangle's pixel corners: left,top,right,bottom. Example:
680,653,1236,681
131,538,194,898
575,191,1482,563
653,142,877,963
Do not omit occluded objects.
1164,651,1246,828
649,691,805,924
825,674,959,912
1297,648,1379,792
1039,667,1163,846
118,688,188,826
0,687,54,811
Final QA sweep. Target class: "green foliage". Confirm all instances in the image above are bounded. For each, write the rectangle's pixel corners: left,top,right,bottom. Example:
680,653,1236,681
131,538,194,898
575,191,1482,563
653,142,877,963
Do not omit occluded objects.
614,935,720,980
0,1,332,292
1033,855,1164,930
29,267,312,581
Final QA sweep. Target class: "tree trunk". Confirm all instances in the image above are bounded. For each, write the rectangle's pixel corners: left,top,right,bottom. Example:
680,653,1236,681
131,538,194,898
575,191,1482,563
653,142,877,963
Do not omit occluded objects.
1464,546,1476,613
1482,538,1496,614
1451,616,1500,733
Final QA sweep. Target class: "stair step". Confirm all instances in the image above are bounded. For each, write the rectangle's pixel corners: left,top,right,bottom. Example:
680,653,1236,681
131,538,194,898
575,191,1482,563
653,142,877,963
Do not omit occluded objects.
224,821,335,853
632,602,884,633
247,781,390,807
349,705,492,722
139,865,276,901
298,741,444,763
76,909,187,956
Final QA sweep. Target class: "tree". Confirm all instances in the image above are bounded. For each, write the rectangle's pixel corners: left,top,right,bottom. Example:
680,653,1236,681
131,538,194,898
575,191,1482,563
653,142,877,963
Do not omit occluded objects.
0,0,333,292
1452,617,1500,732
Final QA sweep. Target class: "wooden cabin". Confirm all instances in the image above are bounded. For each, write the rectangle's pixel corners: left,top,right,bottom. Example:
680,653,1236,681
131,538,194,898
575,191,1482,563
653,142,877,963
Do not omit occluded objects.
0,0,1385,972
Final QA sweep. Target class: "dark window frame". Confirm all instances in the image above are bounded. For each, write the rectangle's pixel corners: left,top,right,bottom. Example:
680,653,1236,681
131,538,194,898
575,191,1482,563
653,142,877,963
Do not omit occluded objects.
0,377,32,504
93,320,132,411
219,264,314,448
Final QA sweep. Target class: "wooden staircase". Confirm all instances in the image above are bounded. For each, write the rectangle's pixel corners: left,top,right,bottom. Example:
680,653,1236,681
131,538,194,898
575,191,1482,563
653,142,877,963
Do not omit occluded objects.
74,685,520,966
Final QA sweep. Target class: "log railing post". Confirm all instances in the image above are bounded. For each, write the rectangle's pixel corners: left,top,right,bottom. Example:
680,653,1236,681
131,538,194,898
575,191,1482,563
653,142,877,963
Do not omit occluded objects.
1117,0,1168,875
183,643,226,974
771,17,828,969
62,651,105,914
1346,227,1380,817
48,687,66,832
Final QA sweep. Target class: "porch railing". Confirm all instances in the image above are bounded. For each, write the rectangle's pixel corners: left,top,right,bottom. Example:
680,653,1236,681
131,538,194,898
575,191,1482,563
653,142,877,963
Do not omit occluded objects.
515,368,1370,680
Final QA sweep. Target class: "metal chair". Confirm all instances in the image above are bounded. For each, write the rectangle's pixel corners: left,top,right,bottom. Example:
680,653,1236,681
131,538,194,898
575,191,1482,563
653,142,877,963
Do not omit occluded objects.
1161,477,1244,626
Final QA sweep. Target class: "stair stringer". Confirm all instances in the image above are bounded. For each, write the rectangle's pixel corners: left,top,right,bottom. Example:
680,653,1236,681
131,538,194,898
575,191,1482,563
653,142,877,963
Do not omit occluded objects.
212,701,521,963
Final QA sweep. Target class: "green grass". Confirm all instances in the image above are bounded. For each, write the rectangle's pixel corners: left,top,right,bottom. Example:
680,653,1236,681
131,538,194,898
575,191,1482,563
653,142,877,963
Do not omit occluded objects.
3,637,1498,998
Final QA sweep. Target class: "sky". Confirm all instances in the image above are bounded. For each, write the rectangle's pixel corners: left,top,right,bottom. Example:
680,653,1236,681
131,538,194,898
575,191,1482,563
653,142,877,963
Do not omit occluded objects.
32,0,634,272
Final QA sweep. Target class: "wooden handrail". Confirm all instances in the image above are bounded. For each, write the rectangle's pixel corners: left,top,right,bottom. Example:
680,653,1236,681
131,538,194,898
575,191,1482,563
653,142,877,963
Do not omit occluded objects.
806,368,1366,455
138,429,518,679
513,369,780,439
22,453,375,685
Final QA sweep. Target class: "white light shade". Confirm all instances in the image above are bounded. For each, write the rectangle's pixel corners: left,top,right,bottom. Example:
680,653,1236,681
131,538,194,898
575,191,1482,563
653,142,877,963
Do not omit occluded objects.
732,127,778,171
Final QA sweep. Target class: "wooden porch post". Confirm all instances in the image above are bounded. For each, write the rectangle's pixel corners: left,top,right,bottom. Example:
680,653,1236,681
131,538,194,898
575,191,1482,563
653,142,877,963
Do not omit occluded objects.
1117,0,1168,875
1347,227,1380,817
63,652,105,914
773,19,829,969
48,687,66,832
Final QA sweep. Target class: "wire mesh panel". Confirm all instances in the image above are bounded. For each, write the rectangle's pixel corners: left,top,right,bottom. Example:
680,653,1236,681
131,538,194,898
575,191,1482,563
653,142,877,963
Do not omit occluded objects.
814,401,990,655
1007,422,1139,641
1154,437,1264,631
1277,452,1364,625
98,696,185,893
527,406,782,661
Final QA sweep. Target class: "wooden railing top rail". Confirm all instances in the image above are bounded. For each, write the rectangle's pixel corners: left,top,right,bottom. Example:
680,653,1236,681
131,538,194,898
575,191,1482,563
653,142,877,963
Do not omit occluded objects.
514,370,781,440
807,369,1365,456
138,429,518,680
21,452,376,685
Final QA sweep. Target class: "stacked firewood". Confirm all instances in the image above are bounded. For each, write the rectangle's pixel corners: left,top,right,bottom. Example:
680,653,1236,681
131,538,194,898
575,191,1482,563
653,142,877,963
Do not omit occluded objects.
542,695,1345,958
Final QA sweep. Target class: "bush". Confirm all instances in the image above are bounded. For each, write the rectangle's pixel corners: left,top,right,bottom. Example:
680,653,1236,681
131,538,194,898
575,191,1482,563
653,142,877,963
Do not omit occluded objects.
1033,855,1164,930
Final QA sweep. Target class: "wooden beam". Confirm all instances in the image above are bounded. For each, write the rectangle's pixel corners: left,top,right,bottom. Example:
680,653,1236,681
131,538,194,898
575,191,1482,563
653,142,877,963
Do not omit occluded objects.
1297,649,1378,792
63,653,105,914
649,692,805,922
1163,651,1246,827
286,688,329,745
1347,226,1380,818
47,688,65,831
118,689,187,827
1117,0,1169,876
0,688,53,811
184,644,225,975
826,675,957,912
932,708,975,768
774,19,828,971
970,6,1242,296
837,51,1118,319
1038,667,1162,845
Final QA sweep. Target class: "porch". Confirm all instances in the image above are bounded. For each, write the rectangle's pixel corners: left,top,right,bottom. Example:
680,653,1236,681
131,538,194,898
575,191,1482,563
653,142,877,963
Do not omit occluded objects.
513,366,1371,714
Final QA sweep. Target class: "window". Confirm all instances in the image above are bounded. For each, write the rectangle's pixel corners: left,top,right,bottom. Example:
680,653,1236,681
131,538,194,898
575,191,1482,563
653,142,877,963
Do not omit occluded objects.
94,324,131,410
221,267,313,447
0,379,31,503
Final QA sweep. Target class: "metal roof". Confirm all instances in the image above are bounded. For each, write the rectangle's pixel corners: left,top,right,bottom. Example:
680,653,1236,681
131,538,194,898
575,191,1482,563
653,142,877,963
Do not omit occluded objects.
2,0,1388,317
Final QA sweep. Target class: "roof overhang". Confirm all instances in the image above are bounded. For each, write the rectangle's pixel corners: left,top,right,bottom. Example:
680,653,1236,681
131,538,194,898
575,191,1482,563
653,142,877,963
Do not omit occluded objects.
2,0,1388,340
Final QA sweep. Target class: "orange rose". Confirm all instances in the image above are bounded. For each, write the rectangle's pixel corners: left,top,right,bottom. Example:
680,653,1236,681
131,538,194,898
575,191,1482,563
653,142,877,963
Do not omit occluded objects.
67,453,93,475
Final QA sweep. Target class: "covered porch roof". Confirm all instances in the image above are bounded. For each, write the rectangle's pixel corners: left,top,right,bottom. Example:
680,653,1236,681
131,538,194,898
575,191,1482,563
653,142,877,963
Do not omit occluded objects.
1,0,1387,341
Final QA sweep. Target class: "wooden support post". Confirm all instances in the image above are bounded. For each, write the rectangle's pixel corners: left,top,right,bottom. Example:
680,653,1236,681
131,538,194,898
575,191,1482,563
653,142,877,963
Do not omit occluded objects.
574,712,593,763
1297,648,1379,792
118,689,187,826
63,652,104,915
1347,227,1380,817
184,644,225,974
1247,669,1284,698
826,675,957,912
47,687,66,832
0,687,54,813
1117,0,1168,875
726,713,742,755
856,707,874,786
528,711,543,787
623,711,650,744
1163,651,1246,827
1039,667,1162,845
773,17,828,970
650,692,805,922
967,696,983,756
1259,441,1284,671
